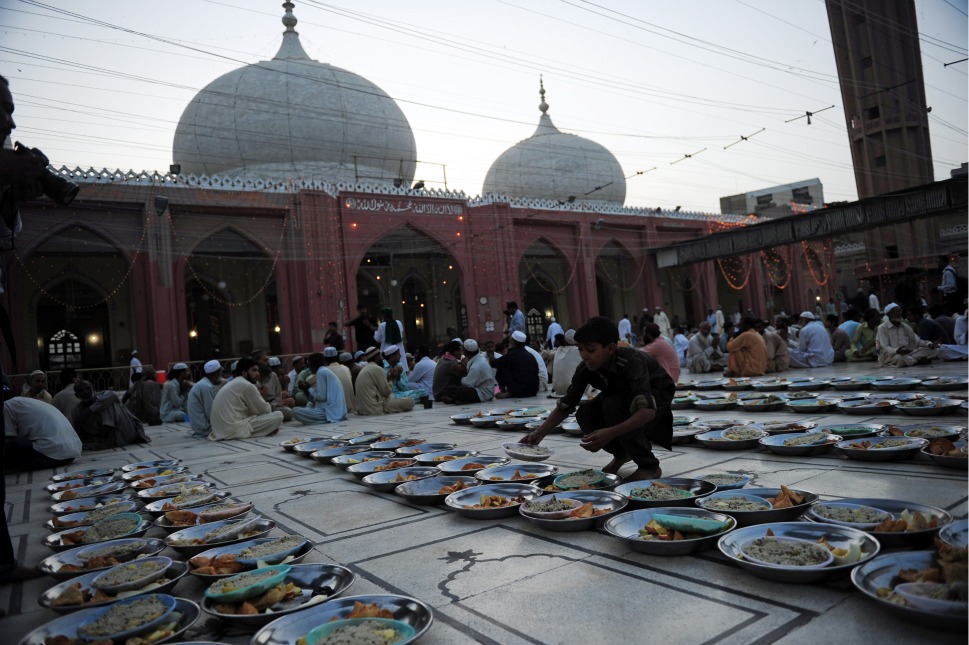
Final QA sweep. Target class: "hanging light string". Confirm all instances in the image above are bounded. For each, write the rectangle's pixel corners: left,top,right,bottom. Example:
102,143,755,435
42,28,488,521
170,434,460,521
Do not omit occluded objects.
717,254,753,290
802,239,830,286
13,213,150,309
667,266,698,292
760,246,792,289
595,253,647,291
169,210,289,306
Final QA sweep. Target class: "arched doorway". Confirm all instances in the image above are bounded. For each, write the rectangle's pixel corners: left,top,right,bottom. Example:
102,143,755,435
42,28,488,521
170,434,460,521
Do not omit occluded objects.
519,239,571,332
24,225,129,370
595,241,636,322
184,229,278,360
356,226,463,350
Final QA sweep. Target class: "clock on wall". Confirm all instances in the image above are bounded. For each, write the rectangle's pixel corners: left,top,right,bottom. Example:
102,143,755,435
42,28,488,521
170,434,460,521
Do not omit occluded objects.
478,296,488,305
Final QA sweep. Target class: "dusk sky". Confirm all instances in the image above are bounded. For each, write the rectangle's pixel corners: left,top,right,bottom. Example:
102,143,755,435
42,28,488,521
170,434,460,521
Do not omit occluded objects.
3,0,966,212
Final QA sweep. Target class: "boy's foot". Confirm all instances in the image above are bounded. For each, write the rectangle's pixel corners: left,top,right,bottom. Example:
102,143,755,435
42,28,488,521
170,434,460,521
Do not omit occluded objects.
602,455,630,474
625,467,662,482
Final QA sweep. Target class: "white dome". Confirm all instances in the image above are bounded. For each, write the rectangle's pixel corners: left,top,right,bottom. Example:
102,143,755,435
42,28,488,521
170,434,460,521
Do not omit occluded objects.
173,2,416,184
483,85,625,204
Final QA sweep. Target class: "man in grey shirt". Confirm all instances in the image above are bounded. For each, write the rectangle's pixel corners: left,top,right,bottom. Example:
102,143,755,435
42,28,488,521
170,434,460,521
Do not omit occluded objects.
187,360,223,438
440,339,495,404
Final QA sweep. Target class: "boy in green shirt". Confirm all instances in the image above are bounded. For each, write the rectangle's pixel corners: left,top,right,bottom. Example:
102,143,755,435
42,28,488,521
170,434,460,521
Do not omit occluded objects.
521,316,675,481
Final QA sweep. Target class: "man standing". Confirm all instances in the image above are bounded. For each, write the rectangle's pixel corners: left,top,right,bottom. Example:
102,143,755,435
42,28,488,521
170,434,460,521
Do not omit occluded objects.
186,360,223,438
618,314,632,344
545,317,564,348
653,306,671,339
714,305,725,337
789,312,834,368
687,322,726,374
938,257,960,310
292,352,347,425
505,301,525,337
210,358,284,439
345,304,376,351
877,303,939,367
323,321,345,351
129,349,143,387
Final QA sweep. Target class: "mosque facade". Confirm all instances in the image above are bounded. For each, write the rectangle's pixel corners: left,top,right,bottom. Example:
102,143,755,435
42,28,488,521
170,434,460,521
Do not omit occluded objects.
5,2,961,376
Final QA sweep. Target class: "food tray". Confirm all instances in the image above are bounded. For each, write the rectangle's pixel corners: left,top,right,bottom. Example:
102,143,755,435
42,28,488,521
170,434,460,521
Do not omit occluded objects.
804,497,951,548
518,490,628,532
696,487,818,527
719,521,880,583
395,476,479,505
165,517,276,557
835,436,927,461
613,478,716,509
39,561,188,614
361,467,440,492
444,482,542,519
851,551,966,631
759,433,841,456
605,507,736,555
38,538,168,581
187,536,313,581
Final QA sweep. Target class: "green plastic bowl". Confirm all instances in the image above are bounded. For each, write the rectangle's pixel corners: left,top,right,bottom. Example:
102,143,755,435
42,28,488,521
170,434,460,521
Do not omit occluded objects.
204,564,292,603
305,617,416,645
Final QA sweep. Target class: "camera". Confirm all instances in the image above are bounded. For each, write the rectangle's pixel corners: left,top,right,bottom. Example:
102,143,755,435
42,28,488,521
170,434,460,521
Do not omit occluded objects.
13,142,79,206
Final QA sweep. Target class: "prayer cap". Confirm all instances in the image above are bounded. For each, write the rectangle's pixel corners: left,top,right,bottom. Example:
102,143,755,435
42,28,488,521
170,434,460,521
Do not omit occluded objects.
203,360,221,374
511,330,527,343
323,347,338,358
564,329,577,345
799,311,815,320
292,355,304,363
362,346,380,361
173,362,188,370
884,303,900,314
382,344,400,356
463,339,478,352
268,356,281,366
339,352,353,362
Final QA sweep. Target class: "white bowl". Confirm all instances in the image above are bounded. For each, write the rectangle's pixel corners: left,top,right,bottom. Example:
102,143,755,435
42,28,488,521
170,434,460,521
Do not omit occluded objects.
501,443,553,462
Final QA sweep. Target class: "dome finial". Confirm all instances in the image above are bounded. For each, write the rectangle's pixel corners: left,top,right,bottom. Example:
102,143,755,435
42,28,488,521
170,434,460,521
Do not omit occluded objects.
539,76,548,115
282,1,297,32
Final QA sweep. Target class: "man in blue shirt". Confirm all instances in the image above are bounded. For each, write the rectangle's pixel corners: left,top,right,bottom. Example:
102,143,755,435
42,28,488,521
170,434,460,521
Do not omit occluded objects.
186,360,223,438
789,312,834,368
505,301,526,337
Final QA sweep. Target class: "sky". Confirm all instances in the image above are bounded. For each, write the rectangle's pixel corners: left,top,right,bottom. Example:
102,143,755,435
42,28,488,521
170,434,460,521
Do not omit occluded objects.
2,0,966,213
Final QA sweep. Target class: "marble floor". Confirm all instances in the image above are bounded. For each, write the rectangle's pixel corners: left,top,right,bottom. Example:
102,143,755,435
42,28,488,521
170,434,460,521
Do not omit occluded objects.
5,359,968,644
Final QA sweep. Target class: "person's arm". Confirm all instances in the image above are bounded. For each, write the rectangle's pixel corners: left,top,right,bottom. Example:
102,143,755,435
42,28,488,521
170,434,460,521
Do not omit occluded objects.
520,366,589,445
580,407,656,452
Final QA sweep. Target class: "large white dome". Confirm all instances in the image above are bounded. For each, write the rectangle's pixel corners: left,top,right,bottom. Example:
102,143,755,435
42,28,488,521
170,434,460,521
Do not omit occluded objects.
483,84,625,204
173,2,417,184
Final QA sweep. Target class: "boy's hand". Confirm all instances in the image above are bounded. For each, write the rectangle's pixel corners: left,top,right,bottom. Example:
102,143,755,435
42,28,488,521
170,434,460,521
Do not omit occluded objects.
519,430,544,446
579,427,616,452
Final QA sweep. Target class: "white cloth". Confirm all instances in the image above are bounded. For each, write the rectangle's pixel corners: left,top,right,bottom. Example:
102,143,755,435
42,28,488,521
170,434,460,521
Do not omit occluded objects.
876,321,937,367
523,345,549,391
408,356,436,400
788,320,834,368
551,345,582,395
461,353,496,402
186,378,220,437
4,397,82,460
869,293,880,311
673,333,689,367
546,321,564,347
373,320,407,373
209,377,283,440
618,318,632,342
714,309,725,335
654,311,671,338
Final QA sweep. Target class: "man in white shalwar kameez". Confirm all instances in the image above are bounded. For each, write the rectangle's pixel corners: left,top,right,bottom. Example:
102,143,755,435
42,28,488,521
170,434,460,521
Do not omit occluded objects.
209,358,284,440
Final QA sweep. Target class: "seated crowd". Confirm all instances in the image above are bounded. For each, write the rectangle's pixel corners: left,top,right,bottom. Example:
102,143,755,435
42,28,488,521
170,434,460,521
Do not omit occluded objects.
5,299,965,472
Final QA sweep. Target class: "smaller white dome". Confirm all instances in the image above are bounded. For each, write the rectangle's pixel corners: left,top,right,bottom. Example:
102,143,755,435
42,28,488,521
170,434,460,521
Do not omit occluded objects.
483,83,626,204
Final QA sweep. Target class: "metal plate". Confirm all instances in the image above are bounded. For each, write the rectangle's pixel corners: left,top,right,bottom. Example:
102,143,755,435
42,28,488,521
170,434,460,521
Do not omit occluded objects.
51,468,118,483
449,412,476,425
785,398,841,413
330,451,396,469
939,519,968,549
48,496,137,517
540,472,623,492
128,472,202,491
292,439,347,458
444,482,543,519
361,467,439,492
165,517,276,557
805,497,951,548
395,442,456,456
896,399,963,416
46,477,118,495
835,437,927,461
736,399,787,412
436,455,510,475
692,399,737,411
870,378,922,391
901,424,965,440
695,418,754,430
154,503,254,533
719,521,880,583
920,440,967,469
346,457,416,479
121,459,181,473
672,415,699,427
922,376,969,391
200,563,355,629
692,379,727,390
759,433,841,456
18,597,200,645
787,379,831,391
816,423,885,439
474,463,558,484
468,415,503,428
851,551,967,631
395,476,479,505
755,420,819,434
751,379,790,392
39,561,188,614
838,399,898,415
250,594,433,645
44,519,153,552
142,490,232,517
613,478,716,508
413,450,478,465
50,481,127,502
309,445,367,463
696,487,818,527
519,489,628,531
45,501,140,530
39,538,168,581
695,428,768,450
370,438,426,451
187,536,313,581
606,507,736,555
120,466,190,483
137,480,216,500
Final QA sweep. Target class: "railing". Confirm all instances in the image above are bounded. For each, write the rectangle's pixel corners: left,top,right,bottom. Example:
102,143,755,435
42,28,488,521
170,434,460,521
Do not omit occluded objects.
7,365,154,394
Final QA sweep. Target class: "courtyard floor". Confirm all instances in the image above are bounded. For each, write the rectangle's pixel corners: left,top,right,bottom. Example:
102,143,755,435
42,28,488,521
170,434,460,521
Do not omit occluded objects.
4,359,968,644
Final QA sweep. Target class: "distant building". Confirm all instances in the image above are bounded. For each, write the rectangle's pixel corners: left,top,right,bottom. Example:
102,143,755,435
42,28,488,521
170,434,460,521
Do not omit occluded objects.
720,179,824,219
